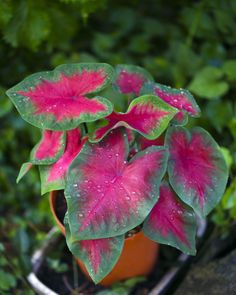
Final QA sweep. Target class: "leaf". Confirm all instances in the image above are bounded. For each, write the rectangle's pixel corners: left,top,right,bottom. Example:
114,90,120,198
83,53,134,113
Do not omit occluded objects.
39,129,87,194
6,63,114,130
143,182,197,255
65,215,124,284
113,64,154,96
222,179,236,210
137,135,164,150
165,126,228,217
0,270,17,291
205,99,233,132
30,130,66,165
90,95,178,142
188,66,229,99
16,162,33,183
220,147,233,170
0,86,13,117
223,60,236,81
65,128,168,240
142,82,200,122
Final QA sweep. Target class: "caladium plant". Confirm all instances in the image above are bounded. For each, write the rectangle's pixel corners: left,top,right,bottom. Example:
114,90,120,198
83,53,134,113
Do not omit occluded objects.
6,63,228,284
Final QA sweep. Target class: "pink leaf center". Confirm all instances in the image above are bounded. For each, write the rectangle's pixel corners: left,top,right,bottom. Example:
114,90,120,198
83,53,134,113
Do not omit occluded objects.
48,129,85,182
170,131,214,209
80,239,111,274
35,130,64,160
116,71,145,96
148,184,189,245
18,70,107,121
155,87,198,116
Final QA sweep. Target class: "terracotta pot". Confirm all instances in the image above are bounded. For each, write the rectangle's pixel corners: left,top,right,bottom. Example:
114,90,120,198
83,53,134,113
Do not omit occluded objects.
50,191,159,286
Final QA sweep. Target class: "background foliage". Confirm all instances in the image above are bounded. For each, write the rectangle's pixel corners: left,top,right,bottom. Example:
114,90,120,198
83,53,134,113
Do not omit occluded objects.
1,0,236,293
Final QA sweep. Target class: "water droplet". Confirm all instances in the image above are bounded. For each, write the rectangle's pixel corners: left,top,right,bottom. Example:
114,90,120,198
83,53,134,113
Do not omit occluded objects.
132,191,136,195
115,153,119,157
73,184,78,187
79,213,83,217
125,196,131,200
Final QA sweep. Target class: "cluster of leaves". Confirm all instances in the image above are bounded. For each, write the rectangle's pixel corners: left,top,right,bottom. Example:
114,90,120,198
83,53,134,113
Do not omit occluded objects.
1,0,236,292
0,0,107,50
6,63,228,283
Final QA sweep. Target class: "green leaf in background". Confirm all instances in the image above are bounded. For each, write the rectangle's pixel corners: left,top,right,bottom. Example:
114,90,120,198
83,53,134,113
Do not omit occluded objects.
222,179,236,210
223,60,236,81
205,99,233,132
0,270,17,291
0,86,13,117
188,66,229,99
220,147,233,170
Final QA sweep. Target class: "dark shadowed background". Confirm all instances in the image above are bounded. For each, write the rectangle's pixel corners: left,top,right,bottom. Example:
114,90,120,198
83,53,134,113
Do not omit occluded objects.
0,0,236,293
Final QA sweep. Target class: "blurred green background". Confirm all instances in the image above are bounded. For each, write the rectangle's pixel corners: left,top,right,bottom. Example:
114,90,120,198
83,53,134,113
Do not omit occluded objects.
0,0,236,293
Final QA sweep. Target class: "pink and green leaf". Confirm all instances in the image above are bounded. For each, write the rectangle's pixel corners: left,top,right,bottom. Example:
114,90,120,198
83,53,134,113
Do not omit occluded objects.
113,64,154,96
65,128,168,240
64,215,124,284
165,126,228,217
90,95,178,142
138,135,164,150
6,63,114,130
16,162,33,183
142,82,200,123
143,182,197,255
39,129,87,194
30,130,66,165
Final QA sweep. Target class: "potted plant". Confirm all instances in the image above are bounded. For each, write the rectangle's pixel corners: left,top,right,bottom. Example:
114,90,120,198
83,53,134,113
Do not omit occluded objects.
6,63,228,285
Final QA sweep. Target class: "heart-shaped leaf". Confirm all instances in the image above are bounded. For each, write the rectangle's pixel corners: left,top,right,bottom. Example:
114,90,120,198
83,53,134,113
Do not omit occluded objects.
65,215,124,284
39,129,87,194
90,95,178,142
142,82,200,123
113,64,154,96
6,63,114,130
143,182,196,255
16,162,33,183
65,128,168,240
165,126,228,217
30,130,66,165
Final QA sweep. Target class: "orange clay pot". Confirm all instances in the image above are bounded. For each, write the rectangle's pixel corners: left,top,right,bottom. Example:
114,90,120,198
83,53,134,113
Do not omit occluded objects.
50,191,159,286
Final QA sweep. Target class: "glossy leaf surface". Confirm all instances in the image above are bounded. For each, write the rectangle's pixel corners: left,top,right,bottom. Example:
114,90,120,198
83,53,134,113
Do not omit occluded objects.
142,82,200,123
114,64,154,96
143,182,196,255
6,63,114,130
40,129,86,194
65,128,168,240
166,126,228,217
91,95,177,142
65,215,124,284
30,130,66,164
